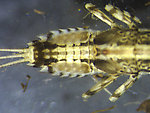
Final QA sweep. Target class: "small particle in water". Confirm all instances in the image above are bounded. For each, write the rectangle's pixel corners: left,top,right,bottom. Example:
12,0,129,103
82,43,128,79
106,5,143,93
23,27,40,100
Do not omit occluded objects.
25,12,30,16
78,8,81,12
33,9,45,15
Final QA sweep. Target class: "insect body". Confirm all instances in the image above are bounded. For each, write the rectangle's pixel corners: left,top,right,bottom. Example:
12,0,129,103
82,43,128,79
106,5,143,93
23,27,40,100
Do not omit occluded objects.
0,3,150,102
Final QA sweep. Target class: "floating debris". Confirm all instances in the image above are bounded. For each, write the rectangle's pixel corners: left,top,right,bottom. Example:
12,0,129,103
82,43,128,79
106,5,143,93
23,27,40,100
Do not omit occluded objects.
137,99,150,113
21,75,31,92
145,2,150,6
92,105,116,113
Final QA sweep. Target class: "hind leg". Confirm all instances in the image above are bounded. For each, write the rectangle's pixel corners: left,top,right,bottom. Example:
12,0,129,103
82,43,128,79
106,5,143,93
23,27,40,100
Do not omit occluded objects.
91,74,112,95
105,4,141,28
109,73,141,102
85,3,141,29
82,74,119,101
85,3,118,28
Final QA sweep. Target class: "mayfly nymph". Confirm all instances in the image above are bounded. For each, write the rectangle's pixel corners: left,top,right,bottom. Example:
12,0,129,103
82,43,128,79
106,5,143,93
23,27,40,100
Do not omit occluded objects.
0,3,150,102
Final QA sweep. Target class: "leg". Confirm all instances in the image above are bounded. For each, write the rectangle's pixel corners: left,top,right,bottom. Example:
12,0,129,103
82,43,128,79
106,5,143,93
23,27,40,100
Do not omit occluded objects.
82,74,119,101
91,74,112,95
109,74,141,102
85,3,118,28
105,4,141,28
91,73,105,82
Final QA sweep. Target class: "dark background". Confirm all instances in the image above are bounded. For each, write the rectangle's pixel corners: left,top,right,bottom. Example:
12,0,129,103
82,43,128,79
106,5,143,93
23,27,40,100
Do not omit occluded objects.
0,0,150,113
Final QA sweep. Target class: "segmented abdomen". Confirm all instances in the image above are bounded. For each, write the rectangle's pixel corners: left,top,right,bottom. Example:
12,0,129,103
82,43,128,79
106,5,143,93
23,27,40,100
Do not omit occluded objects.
29,28,99,77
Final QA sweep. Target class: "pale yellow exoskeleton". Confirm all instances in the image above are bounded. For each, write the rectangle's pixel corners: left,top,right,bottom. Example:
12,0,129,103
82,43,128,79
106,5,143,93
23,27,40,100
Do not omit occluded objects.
0,3,149,102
